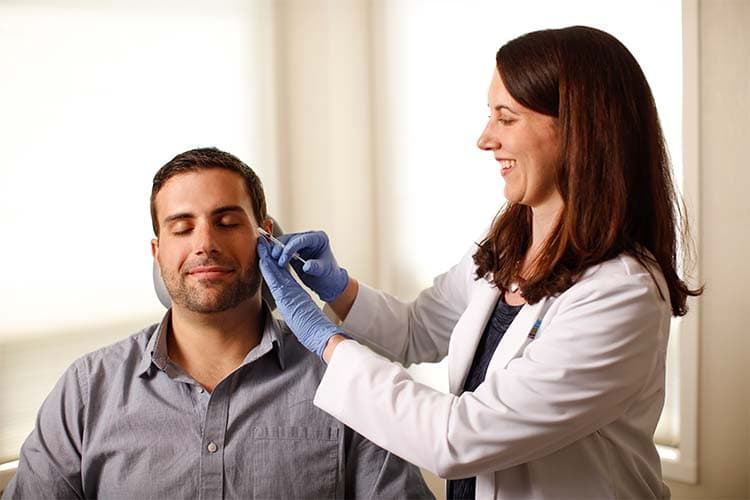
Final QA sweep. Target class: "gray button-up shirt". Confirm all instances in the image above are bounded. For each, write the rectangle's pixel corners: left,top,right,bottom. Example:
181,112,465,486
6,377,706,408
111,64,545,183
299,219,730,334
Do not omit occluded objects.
3,309,433,499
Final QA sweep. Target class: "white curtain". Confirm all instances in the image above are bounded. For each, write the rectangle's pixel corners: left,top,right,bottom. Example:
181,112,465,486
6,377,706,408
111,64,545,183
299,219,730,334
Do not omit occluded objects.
0,0,277,462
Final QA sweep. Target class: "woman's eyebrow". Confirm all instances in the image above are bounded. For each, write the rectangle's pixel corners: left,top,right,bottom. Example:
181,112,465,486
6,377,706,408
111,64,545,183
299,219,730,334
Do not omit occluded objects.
493,104,519,115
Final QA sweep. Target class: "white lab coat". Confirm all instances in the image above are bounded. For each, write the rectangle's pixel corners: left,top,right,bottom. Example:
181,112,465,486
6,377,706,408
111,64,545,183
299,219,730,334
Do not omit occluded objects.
314,243,671,499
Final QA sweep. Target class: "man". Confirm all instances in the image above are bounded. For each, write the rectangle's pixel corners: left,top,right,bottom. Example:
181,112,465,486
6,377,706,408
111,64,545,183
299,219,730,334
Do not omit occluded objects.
4,148,433,499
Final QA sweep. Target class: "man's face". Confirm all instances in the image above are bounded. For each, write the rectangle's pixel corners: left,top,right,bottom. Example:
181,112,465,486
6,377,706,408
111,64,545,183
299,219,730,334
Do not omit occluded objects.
151,169,270,314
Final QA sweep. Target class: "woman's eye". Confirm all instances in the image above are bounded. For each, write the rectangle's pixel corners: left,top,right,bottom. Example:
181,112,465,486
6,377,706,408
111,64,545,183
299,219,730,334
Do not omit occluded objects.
489,112,515,125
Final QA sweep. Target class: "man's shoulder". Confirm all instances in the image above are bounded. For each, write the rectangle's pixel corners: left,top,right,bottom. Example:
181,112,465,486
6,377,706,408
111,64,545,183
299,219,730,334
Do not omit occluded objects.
71,323,158,377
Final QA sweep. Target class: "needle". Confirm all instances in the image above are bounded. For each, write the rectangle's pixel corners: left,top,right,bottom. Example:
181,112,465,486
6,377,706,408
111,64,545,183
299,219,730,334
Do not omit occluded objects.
257,227,308,266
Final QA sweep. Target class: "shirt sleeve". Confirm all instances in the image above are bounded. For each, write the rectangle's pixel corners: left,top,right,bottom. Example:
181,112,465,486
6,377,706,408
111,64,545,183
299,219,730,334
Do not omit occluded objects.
2,361,87,499
343,427,435,499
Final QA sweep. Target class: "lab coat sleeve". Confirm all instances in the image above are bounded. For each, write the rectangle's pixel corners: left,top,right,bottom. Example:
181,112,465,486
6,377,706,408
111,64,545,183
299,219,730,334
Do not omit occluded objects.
314,271,668,479
3,362,86,498
340,243,478,365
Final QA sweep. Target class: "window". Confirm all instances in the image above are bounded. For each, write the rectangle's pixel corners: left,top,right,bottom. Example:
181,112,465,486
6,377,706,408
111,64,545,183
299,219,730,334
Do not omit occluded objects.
0,0,278,465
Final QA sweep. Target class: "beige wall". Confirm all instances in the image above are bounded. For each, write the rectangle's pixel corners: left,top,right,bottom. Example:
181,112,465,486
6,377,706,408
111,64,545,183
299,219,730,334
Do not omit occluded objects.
667,1,750,499
272,0,378,287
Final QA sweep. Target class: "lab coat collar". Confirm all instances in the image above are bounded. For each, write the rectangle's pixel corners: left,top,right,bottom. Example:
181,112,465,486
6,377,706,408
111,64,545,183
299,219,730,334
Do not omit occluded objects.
484,295,550,380
448,279,551,395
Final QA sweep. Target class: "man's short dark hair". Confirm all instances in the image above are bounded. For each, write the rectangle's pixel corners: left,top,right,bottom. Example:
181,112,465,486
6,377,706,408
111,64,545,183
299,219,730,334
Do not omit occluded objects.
150,147,268,236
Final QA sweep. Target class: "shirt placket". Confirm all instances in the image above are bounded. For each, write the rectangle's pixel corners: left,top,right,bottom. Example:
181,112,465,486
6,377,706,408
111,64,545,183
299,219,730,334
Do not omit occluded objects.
199,378,231,500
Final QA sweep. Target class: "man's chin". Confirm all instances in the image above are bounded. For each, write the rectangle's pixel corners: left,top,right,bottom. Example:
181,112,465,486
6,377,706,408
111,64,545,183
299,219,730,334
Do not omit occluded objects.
182,301,233,314
165,274,261,314
177,294,246,314
178,289,261,314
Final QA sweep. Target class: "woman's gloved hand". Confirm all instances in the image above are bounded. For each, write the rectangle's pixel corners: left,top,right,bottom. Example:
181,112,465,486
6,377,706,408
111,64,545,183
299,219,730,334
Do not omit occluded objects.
258,238,344,361
272,231,349,302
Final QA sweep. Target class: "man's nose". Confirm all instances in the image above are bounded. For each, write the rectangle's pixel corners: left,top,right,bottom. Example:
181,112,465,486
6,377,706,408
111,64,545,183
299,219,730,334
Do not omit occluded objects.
194,223,220,255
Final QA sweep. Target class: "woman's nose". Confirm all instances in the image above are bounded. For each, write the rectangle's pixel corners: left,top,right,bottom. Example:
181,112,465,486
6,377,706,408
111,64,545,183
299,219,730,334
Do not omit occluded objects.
477,122,499,151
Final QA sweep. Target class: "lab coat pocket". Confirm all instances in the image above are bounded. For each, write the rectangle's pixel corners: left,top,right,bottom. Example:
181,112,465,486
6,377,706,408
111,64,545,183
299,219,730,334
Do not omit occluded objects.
250,426,339,499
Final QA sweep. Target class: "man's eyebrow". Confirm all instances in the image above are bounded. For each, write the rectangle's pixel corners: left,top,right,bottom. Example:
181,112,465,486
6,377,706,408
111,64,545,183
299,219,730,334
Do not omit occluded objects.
212,205,247,217
163,206,247,224
163,212,194,224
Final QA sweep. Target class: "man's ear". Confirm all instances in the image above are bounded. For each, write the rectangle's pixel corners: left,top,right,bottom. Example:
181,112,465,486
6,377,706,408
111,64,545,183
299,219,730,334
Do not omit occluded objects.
151,238,159,264
262,218,273,235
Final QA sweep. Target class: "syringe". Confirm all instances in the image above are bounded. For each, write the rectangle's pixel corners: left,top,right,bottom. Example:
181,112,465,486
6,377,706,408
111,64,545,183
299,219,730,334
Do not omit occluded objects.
257,227,309,266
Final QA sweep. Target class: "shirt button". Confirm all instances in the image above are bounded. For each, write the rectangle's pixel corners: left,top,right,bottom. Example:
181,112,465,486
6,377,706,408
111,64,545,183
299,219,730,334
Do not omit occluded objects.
197,387,205,393
207,442,218,453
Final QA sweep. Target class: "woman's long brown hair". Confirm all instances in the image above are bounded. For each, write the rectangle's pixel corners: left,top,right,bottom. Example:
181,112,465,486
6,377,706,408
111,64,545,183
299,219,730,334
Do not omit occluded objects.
473,26,702,316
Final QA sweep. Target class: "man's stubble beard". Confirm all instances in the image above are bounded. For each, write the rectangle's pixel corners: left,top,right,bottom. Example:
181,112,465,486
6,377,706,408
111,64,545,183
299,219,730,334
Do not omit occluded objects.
161,258,262,314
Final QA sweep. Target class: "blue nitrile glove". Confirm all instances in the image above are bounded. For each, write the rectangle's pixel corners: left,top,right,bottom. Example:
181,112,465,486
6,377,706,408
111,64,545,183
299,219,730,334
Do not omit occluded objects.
258,238,344,361
272,231,349,303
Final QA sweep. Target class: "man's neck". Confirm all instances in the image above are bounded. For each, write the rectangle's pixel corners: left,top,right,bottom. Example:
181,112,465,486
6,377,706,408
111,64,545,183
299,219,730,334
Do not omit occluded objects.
167,296,264,392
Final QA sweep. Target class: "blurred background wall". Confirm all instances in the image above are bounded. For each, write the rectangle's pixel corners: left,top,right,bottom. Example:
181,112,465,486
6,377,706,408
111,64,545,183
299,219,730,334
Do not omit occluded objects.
667,1,750,499
1,0,747,498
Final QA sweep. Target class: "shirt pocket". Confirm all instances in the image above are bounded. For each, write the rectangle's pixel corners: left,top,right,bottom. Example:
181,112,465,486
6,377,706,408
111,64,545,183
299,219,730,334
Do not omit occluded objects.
250,426,340,499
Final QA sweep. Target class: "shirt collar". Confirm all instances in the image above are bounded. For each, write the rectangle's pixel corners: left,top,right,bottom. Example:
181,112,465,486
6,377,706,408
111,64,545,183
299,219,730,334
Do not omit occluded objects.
138,300,286,378
243,304,287,371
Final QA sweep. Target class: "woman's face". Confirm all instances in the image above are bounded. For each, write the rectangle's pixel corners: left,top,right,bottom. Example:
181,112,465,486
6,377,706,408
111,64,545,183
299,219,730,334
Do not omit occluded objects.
477,69,563,214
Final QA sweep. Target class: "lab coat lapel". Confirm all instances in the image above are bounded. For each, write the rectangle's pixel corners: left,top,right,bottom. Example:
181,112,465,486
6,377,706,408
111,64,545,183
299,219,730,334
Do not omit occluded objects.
485,296,550,376
448,281,500,395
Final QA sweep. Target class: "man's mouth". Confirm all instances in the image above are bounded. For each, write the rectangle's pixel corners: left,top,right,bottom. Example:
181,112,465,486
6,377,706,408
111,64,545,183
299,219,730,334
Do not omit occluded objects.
187,266,234,279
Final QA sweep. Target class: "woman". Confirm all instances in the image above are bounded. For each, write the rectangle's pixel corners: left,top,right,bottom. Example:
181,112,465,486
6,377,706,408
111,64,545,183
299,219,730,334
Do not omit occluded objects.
258,26,702,499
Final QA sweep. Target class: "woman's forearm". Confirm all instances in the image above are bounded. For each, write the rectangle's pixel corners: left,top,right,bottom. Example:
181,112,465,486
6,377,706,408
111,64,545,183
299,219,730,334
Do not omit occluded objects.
328,277,359,322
